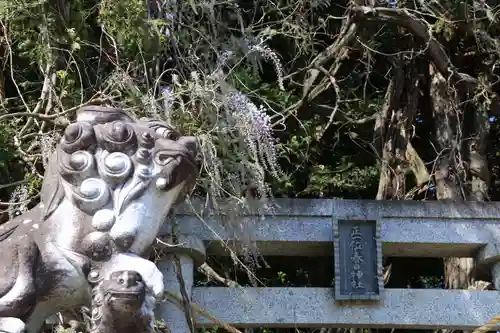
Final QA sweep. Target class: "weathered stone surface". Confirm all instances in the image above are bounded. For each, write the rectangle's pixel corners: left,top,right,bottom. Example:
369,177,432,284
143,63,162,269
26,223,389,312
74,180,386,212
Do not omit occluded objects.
87,253,162,333
156,254,195,333
154,234,205,333
161,215,500,257
175,198,500,218
155,199,500,330
190,287,500,329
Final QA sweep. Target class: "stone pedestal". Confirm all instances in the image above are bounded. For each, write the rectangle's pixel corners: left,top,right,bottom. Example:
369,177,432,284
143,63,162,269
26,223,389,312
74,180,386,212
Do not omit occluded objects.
476,241,500,290
156,233,205,333
157,254,194,332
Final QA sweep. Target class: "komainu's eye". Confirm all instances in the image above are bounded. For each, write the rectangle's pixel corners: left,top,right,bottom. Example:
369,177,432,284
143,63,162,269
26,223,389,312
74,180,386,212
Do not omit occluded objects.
155,127,179,141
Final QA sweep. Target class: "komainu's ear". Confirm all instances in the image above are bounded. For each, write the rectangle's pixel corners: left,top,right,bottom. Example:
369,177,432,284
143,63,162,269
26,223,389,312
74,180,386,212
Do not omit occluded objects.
76,106,136,125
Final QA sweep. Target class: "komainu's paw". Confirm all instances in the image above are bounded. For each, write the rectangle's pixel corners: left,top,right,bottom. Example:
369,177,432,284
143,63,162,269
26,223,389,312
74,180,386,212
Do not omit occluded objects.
0,318,27,333
99,253,164,300
143,262,165,301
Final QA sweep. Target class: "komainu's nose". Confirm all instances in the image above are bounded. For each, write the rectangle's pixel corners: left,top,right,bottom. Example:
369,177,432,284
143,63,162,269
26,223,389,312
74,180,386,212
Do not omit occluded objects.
178,136,199,157
117,271,143,287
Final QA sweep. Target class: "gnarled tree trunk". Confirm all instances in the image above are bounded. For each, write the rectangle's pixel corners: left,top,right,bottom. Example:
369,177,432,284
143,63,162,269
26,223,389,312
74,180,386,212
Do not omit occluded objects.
429,63,491,293
374,57,427,201
374,57,431,317
429,64,473,290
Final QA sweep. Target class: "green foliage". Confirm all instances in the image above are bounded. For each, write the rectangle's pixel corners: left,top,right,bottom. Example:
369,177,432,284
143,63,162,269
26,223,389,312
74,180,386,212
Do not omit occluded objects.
0,0,383,210
98,0,162,56
0,123,16,176
5,0,497,208
0,122,18,203
305,162,379,197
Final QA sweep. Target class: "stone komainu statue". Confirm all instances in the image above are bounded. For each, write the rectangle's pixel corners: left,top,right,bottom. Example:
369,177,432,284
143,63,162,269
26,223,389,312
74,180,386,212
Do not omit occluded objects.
86,265,157,333
0,106,200,333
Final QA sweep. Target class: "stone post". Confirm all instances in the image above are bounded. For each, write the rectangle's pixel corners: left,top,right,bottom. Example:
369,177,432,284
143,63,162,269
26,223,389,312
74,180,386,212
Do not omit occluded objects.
476,242,500,290
490,262,500,290
156,232,206,332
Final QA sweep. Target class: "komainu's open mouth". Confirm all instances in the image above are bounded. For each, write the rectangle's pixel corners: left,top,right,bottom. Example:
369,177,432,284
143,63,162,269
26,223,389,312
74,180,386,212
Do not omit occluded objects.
108,291,143,299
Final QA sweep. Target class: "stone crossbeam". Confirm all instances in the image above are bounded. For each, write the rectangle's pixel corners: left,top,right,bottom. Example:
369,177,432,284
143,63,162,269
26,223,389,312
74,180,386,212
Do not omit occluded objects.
162,199,500,257
188,287,500,330
174,198,500,219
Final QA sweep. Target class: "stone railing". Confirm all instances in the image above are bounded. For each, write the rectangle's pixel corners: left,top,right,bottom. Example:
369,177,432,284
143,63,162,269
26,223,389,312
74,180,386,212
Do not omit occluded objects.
156,199,500,331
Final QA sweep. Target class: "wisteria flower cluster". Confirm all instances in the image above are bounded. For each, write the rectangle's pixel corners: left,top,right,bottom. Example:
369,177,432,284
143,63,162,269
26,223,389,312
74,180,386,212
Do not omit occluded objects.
240,37,285,91
224,90,281,181
216,50,234,69
160,86,175,120
8,183,29,220
249,44,285,91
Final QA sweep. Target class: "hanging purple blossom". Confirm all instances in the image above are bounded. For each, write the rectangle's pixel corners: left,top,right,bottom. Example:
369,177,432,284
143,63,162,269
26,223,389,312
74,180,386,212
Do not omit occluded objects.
160,85,175,118
225,91,280,178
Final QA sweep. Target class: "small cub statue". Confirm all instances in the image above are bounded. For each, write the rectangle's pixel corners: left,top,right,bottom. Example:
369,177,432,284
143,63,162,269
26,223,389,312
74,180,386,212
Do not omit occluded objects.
0,106,199,333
